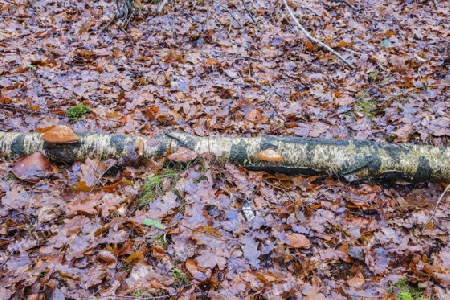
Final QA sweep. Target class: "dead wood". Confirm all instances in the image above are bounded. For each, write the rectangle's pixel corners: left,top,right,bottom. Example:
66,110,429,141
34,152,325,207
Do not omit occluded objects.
283,0,355,69
1,131,450,183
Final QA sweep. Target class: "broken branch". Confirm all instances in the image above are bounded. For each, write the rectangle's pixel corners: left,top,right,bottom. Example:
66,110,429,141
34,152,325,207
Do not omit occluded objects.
282,0,355,69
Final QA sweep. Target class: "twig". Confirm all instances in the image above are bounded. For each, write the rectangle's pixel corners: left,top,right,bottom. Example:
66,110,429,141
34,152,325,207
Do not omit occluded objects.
0,251,14,268
96,294,175,300
432,0,439,9
282,0,355,69
335,0,361,11
422,184,450,233
89,161,118,193
212,0,242,27
0,104,64,118
158,0,169,13
240,0,257,25
101,0,135,32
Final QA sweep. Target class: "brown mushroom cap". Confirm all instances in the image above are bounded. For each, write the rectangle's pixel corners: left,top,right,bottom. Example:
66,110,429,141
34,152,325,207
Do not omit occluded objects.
41,125,79,143
12,152,53,182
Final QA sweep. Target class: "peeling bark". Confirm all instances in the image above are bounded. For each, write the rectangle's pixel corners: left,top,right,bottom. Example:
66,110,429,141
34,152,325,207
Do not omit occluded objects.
1,131,449,182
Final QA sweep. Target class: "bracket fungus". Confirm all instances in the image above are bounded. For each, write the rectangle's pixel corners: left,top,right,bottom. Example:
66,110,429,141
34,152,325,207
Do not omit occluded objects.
41,125,80,143
257,149,283,162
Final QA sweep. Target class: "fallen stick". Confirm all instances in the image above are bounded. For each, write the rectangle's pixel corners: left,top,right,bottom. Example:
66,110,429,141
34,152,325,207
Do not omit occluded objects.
158,0,169,13
1,131,450,183
282,0,355,69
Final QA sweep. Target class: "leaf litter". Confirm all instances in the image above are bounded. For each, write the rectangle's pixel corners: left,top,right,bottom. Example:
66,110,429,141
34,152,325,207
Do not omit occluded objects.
0,0,450,298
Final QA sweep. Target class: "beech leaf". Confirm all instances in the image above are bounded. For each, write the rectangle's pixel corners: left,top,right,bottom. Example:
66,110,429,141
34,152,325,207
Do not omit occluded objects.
143,218,164,229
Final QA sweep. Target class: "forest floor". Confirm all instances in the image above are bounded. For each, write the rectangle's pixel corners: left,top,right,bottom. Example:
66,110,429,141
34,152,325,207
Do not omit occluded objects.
0,0,449,299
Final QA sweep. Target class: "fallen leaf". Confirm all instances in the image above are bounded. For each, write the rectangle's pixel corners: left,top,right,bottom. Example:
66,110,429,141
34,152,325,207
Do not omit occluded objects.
304,290,326,300
143,218,164,229
287,233,311,248
97,250,116,264
168,147,197,162
347,272,365,288
247,109,261,122
12,152,52,182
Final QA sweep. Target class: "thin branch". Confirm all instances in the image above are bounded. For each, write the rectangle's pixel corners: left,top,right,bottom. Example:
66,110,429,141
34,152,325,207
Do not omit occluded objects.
0,104,63,118
422,184,450,233
158,0,169,13
240,0,257,25
432,0,439,9
282,0,355,69
212,0,242,27
96,294,175,300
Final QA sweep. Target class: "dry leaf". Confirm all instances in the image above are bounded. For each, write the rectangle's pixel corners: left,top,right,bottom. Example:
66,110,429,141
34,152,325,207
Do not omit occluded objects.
287,233,311,248
97,250,116,264
347,272,365,288
168,147,197,162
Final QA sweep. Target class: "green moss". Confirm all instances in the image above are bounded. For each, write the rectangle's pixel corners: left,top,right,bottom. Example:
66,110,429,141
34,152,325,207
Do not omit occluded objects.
170,267,189,287
3,173,16,181
388,279,428,300
386,134,397,143
66,104,90,121
138,168,178,209
353,90,377,118
354,99,377,118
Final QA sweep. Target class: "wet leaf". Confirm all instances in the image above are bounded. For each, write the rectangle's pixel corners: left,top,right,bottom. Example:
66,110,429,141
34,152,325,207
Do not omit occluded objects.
12,152,52,182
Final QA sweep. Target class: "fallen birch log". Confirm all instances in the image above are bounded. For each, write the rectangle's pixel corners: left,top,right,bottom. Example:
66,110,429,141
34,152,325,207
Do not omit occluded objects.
0,131,449,182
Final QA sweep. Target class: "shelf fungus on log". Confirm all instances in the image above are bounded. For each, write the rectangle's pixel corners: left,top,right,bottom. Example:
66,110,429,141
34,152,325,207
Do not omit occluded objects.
41,125,80,143
257,149,283,162
1,130,450,182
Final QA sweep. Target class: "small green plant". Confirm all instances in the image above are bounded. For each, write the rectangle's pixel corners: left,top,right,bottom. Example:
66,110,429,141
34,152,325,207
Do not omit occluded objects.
3,173,15,181
27,64,36,71
368,71,377,83
353,90,377,118
155,234,169,248
138,168,177,208
380,39,392,48
171,267,189,287
66,104,90,121
388,279,428,300
354,99,377,118
143,218,164,230
121,262,133,272
386,134,397,143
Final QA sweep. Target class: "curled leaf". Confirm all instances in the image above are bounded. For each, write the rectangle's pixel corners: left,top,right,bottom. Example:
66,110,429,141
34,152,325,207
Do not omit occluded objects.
346,272,365,288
